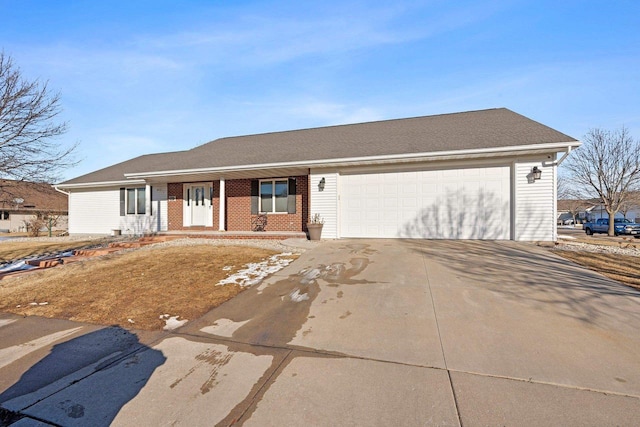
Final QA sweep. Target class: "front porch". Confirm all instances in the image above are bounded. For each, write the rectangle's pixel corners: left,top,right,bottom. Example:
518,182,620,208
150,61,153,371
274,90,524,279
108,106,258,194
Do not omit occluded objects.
158,230,308,240
164,175,309,234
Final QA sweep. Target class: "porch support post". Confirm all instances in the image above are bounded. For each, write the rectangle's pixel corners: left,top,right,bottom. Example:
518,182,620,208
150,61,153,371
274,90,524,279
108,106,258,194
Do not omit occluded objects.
218,178,226,231
145,184,151,217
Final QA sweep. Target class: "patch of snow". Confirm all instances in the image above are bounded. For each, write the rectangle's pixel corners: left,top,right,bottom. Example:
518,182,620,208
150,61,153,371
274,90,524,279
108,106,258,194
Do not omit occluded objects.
298,267,322,285
160,314,188,331
217,253,294,287
0,260,36,273
127,319,135,324
289,289,309,302
222,265,233,271
558,235,576,240
38,302,48,306
200,318,250,337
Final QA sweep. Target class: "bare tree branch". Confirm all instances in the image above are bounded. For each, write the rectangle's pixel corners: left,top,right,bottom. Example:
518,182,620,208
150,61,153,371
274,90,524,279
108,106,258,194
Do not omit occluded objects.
557,175,591,224
562,127,640,236
0,51,78,184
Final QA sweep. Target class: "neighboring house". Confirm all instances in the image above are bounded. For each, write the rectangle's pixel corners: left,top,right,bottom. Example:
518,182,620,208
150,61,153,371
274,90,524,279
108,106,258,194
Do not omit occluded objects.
557,196,640,224
587,203,640,222
56,108,579,241
557,199,594,224
0,180,69,233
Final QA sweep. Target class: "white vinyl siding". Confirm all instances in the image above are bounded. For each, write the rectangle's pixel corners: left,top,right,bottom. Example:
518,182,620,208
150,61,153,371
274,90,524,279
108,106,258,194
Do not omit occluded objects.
514,159,556,241
310,170,338,238
69,186,167,235
152,184,168,232
339,165,511,239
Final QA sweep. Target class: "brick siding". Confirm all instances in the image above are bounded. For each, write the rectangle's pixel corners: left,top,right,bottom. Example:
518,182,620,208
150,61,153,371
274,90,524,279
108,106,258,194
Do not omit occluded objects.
167,176,309,232
167,183,184,230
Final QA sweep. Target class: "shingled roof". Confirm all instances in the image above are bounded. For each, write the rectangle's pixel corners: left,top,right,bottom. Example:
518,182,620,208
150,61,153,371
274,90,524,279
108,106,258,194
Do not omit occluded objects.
61,108,577,185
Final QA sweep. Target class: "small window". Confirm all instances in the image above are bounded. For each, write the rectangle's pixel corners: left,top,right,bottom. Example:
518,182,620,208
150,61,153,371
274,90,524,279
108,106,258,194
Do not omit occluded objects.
126,187,146,215
260,179,288,213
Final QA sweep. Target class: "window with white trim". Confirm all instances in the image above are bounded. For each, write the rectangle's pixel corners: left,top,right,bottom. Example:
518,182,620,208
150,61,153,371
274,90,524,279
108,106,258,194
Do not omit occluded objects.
126,187,146,215
260,179,288,213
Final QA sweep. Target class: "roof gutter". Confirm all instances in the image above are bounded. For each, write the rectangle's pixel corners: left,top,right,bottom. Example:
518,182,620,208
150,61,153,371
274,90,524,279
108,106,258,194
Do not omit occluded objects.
53,185,70,196
55,179,148,190
124,141,579,180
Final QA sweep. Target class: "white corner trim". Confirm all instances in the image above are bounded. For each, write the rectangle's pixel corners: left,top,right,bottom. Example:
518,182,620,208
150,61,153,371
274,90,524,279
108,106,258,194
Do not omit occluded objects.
218,178,226,231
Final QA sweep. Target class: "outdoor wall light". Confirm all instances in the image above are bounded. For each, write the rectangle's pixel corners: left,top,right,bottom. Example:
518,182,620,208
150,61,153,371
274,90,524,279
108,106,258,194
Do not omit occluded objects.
318,177,326,191
532,166,542,180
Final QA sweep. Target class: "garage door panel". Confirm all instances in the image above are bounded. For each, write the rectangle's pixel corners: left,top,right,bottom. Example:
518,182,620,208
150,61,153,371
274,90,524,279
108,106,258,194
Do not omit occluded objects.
340,166,511,239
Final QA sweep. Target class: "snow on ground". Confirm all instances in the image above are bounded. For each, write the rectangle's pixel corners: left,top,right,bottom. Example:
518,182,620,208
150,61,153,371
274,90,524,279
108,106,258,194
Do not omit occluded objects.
217,253,295,287
288,289,309,302
160,314,188,331
200,318,251,337
0,260,36,273
558,234,576,240
0,250,76,274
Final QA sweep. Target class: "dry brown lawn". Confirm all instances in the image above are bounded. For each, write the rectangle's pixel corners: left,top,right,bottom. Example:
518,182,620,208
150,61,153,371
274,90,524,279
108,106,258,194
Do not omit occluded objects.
554,250,640,290
0,244,297,330
0,238,108,263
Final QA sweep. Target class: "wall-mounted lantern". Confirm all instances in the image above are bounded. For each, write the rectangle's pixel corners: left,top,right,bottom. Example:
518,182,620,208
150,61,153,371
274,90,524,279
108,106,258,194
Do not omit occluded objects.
532,166,542,181
318,177,326,191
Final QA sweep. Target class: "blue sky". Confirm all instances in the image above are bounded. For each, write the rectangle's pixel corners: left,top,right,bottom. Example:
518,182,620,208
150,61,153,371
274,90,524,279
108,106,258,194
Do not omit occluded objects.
1,0,638,181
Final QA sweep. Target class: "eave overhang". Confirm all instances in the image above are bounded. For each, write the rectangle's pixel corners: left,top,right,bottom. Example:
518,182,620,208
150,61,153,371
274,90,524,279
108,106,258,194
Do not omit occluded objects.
57,140,580,189
124,141,579,180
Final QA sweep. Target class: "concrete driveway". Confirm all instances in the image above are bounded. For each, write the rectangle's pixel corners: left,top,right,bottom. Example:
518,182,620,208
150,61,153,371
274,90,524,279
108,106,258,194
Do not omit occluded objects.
1,240,640,426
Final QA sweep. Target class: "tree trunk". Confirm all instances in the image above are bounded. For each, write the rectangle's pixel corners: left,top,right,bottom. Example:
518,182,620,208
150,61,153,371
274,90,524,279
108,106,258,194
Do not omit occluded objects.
607,210,616,236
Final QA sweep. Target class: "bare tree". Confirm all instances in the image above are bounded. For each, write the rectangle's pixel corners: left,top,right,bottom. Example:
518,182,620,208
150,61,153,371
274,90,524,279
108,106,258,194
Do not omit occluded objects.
0,51,77,184
562,127,640,236
23,210,62,237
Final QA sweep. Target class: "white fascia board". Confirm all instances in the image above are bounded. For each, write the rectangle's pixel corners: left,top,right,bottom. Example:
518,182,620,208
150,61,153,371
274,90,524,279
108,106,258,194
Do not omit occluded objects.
125,141,580,179
55,179,147,190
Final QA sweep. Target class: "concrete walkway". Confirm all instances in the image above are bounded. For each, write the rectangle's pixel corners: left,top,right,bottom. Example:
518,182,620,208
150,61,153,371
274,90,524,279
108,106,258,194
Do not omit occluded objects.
1,240,639,426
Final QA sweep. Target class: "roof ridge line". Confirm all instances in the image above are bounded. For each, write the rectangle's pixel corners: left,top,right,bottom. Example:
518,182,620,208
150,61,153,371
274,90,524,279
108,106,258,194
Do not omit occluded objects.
196,107,509,147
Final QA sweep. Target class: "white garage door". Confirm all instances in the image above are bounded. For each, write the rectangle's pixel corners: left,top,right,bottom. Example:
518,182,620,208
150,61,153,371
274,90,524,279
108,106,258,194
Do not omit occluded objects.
340,166,511,239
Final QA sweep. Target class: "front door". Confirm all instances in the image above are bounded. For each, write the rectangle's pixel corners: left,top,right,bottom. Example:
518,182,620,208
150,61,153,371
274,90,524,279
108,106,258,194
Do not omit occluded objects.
189,185,208,226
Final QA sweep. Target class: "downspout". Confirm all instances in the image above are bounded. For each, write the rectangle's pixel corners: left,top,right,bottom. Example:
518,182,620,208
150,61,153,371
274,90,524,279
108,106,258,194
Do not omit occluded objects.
53,186,70,236
551,146,573,166
548,145,574,242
